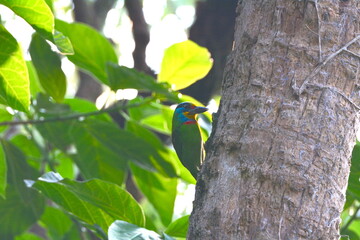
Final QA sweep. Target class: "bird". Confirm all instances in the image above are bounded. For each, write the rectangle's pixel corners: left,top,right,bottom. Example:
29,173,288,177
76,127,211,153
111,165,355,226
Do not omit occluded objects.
172,102,208,179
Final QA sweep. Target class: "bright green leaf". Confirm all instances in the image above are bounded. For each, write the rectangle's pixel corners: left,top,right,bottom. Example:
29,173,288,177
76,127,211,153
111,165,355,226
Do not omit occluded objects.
55,19,117,84
0,0,54,40
347,143,360,201
15,232,43,240
29,172,145,232
0,144,5,199
26,61,44,98
158,40,213,90
131,164,178,225
108,220,160,240
53,30,74,55
0,24,30,112
164,215,189,238
29,33,66,102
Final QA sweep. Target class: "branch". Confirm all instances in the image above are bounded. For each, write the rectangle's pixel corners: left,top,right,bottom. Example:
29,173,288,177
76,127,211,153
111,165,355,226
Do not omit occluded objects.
0,99,153,127
124,0,153,75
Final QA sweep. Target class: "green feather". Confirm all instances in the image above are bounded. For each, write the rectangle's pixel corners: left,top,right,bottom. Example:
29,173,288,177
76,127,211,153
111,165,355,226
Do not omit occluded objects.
172,118,204,179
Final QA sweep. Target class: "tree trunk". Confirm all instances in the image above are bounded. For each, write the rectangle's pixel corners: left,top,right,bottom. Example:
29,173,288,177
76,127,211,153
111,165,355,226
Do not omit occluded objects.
189,1,360,239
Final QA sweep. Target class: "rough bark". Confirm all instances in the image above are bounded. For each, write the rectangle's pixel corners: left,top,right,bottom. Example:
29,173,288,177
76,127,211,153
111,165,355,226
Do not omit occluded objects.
189,1,360,239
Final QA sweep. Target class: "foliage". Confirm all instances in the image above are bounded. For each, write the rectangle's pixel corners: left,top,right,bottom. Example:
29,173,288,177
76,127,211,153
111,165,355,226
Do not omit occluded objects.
0,1,212,239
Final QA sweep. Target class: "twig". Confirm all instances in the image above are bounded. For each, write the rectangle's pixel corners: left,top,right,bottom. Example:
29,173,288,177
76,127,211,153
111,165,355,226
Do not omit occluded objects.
0,98,153,127
295,34,360,95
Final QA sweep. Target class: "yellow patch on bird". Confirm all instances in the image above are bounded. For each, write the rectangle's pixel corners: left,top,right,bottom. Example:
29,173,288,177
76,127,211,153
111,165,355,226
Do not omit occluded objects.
183,111,196,120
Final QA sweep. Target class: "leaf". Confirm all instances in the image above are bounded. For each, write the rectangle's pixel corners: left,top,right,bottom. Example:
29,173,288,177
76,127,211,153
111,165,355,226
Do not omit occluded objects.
158,40,213,90
0,140,44,238
53,30,74,55
106,63,176,100
0,0,73,54
55,19,117,84
26,61,44,98
0,0,54,40
29,172,145,232
131,164,178,226
164,215,189,238
84,119,177,177
347,143,360,201
0,144,5,199
15,232,44,240
108,220,161,240
40,206,73,240
0,107,13,133
70,123,127,185
29,33,66,102
0,24,30,112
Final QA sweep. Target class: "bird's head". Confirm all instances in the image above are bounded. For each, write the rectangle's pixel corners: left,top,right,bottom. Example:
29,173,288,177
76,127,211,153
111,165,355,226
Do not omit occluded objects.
174,102,208,124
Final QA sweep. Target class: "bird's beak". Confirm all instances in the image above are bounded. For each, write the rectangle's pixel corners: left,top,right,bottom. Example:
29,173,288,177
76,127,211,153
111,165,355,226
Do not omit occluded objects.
188,106,208,115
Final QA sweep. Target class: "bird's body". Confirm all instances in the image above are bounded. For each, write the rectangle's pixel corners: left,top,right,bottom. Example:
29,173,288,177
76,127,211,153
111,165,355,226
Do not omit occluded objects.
172,102,207,179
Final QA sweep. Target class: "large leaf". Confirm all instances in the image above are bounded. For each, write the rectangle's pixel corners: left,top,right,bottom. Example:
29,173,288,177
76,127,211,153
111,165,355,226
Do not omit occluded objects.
29,33,66,102
40,206,73,240
106,63,176,100
70,123,127,185
108,220,162,240
131,164,178,226
0,0,54,40
0,140,44,238
0,24,30,112
28,172,145,232
0,144,5,198
55,19,117,84
164,215,189,238
0,0,73,54
158,40,213,90
84,119,177,177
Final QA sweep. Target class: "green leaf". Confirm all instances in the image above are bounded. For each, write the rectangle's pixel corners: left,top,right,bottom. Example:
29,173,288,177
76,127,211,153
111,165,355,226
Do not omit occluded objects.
0,107,13,133
0,144,5,199
0,0,73,54
84,119,176,177
40,206,73,240
26,61,44,98
15,232,44,240
108,220,160,240
53,30,74,55
164,215,189,238
131,164,178,225
11,134,42,170
0,140,44,238
55,19,117,84
70,123,127,185
347,143,360,201
106,63,176,100
64,98,111,121
0,0,54,40
29,33,66,102
158,40,213,90
0,24,30,112
29,172,145,232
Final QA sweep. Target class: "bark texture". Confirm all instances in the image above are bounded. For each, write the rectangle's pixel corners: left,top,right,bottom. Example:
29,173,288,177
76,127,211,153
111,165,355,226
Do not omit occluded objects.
189,1,360,239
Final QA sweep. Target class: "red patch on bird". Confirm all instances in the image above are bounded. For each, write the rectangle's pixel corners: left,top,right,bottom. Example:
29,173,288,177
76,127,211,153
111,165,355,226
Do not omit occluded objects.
184,120,197,125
